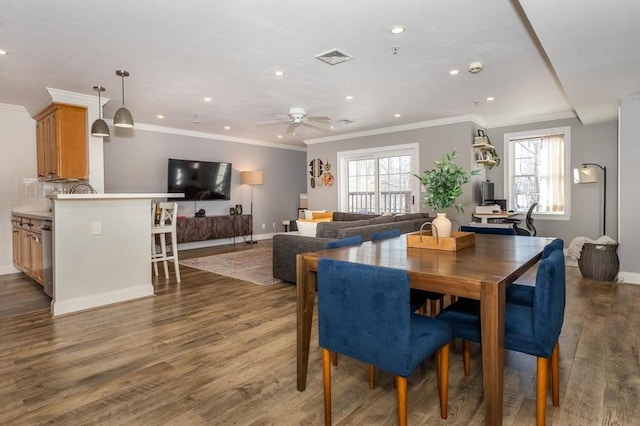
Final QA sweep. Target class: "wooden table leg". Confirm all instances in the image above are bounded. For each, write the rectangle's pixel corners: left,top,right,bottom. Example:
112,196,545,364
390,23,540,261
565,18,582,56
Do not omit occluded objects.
297,254,316,391
480,279,506,425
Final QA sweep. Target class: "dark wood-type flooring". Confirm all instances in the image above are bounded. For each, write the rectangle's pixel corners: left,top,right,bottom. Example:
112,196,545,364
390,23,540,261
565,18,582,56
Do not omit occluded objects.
1,240,639,425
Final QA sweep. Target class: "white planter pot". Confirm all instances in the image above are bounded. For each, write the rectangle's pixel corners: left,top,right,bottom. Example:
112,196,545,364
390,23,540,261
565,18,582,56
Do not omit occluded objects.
432,212,452,238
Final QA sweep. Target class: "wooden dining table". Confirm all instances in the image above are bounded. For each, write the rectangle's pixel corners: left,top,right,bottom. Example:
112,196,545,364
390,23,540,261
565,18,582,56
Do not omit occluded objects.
296,233,551,425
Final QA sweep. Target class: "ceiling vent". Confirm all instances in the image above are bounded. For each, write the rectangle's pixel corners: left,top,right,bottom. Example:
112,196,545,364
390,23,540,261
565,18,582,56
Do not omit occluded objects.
315,48,353,66
338,119,354,124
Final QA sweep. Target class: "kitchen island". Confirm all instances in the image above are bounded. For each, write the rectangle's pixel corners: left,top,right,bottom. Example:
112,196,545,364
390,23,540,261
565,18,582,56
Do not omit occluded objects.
47,193,182,316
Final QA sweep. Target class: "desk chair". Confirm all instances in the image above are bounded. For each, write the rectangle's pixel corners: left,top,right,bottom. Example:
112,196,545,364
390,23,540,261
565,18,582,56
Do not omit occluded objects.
437,250,566,426
151,202,181,283
503,202,538,236
318,258,452,426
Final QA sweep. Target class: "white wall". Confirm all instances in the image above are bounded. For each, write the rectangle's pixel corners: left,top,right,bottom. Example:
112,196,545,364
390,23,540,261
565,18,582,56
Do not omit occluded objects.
0,104,36,274
618,95,640,283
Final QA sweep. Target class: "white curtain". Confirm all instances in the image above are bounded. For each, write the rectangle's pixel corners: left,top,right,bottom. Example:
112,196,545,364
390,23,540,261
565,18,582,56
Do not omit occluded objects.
538,134,564,213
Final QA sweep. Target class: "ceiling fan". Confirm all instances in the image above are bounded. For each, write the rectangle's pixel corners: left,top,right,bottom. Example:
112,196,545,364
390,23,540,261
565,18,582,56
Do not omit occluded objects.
257,107,332,134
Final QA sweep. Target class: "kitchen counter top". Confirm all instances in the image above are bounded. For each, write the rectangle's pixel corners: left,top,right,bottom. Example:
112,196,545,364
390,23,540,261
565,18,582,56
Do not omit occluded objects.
47,193,184,200
12,210,53,220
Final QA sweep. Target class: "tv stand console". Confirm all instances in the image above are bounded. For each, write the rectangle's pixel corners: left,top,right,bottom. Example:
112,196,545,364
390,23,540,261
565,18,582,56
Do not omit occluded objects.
176,214,252,244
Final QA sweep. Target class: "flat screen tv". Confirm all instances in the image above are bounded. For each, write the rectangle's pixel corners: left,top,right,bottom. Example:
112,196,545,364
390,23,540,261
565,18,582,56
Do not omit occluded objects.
167,158,232,201
481,180,494,205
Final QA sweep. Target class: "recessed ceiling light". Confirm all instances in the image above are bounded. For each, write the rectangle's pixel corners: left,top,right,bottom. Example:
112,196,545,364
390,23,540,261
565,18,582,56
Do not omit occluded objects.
394,113,401,118
449,69,459,75
345,95,354,100
391,26,405,34
486,96,495,101
156,115,164,119
273,70,285,77
203,97,212,102
0,49,7,55
277,135,283,139
224,126,230,130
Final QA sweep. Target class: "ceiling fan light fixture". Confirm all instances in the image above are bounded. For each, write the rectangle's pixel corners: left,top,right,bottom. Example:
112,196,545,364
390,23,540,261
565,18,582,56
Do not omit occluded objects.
114,70,134,128
91,86,110,137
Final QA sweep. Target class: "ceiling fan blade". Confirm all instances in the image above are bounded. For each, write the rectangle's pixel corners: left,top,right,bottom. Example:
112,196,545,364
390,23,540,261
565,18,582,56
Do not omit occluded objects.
286,123,298,134
306,116,332,122
303,120,331,131
257,119,289,127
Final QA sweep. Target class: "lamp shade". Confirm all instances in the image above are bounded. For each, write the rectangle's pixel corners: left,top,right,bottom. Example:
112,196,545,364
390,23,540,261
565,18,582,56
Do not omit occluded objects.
91,118,110,137
114,106,134,128
241,170,263,185
573,166,598,184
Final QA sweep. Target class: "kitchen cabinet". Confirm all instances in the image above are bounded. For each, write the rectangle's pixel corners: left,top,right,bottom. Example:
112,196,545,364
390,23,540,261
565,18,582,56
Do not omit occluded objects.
11,217,23,270
12,215,45,286
34,103,88,181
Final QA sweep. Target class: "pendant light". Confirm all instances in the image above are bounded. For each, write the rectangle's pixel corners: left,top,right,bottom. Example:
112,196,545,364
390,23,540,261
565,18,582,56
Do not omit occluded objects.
113,70,134,128
90,86,110,137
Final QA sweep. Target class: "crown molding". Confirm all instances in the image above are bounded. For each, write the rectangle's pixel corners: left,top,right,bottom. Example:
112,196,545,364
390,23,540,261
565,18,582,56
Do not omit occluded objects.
484,110,577,128
46,87,110,107
103,120,306,152
305,114,487,145
0,103,30,113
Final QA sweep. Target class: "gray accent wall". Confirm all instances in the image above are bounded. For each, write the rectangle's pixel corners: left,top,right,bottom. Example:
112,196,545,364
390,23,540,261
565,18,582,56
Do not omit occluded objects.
103,129,307,236
305,117,620,245
486,118,618,243
305,121,479,227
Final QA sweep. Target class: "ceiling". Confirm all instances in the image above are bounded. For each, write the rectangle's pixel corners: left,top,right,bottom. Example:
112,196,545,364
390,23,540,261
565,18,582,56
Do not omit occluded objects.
1,1,638,148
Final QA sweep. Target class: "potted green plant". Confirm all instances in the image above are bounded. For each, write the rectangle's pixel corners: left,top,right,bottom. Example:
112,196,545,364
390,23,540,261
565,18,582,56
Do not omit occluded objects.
415,149,480,237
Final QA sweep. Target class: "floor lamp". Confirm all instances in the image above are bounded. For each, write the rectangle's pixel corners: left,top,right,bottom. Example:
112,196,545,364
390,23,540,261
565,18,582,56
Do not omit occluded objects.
240,170,263,244
573,162,606,235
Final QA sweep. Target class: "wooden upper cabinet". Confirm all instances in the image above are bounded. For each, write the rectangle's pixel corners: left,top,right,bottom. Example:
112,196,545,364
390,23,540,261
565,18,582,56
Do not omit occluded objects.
34,103,88,181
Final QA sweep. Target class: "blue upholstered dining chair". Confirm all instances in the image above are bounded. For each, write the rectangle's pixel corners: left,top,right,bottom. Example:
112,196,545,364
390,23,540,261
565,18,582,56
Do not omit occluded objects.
317,258,453,426
437,250,566,426
324,235,363,249
507,238,564,306
371,228,401,241
323,235,364,367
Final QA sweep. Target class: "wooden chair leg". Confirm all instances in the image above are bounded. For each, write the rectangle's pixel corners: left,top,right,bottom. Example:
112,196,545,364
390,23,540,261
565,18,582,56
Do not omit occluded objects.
322,348,332,426
171,230,181,282
537,356,549,426
369,364,376,389
418,304,426,315
551,341,560,407
463,340,471,376
450,295,457,304
160,234,169,278
331,351,338,366
396,376,408,426
430,300,437,318
438,297,444,312
437,343,450,419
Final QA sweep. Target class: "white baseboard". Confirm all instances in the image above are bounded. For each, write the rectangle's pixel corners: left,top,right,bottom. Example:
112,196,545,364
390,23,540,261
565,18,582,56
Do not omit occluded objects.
617,271,640,285
52,284,154,316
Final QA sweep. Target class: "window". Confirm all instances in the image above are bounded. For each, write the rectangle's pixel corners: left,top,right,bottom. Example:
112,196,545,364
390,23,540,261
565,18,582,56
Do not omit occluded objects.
338,144,419,214
503,126,571,219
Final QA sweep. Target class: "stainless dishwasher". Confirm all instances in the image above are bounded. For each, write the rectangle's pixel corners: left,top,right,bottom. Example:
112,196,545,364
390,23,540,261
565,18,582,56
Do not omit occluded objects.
40,221,53,297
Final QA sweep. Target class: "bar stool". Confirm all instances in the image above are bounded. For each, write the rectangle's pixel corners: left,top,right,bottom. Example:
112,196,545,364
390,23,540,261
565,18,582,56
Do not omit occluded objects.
151,202,181,282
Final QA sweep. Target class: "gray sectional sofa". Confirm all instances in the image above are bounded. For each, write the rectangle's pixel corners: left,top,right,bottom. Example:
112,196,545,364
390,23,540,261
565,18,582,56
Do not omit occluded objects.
272,212,433,283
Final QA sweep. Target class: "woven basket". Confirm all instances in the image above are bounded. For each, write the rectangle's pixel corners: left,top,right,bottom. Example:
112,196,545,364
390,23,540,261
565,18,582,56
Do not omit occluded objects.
578,243,619,281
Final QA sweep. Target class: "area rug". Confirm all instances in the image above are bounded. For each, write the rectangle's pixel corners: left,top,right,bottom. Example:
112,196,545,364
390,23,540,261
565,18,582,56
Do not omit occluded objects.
179,247,282,286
